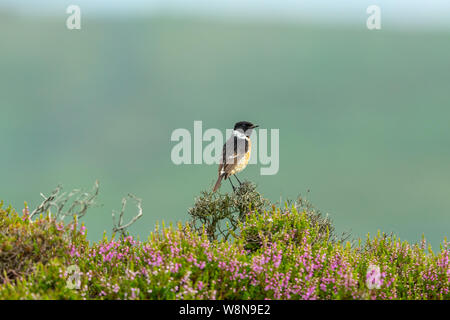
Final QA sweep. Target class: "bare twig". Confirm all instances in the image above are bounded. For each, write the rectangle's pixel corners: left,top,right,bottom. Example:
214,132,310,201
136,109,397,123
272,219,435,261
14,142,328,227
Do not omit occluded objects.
29,185,62,219
29,181,99,221
112,193,143,236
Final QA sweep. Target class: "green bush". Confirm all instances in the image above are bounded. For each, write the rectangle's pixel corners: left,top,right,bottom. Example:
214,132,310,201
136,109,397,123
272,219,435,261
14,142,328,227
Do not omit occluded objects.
188,181,269,241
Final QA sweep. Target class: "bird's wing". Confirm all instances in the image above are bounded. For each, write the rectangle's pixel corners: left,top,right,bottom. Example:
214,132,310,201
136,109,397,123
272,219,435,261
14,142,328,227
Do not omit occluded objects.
219,135,248,176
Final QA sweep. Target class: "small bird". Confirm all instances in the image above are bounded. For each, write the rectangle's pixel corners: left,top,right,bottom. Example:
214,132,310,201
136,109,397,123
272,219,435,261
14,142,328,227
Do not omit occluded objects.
213,121,258,192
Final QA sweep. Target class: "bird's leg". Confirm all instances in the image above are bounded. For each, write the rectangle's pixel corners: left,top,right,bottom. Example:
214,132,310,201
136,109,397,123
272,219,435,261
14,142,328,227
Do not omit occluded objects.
228,178,236,192
234,174,242,185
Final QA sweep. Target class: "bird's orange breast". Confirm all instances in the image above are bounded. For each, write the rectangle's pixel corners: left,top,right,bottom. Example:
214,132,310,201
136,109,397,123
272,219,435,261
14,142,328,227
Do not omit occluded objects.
229,139,251,175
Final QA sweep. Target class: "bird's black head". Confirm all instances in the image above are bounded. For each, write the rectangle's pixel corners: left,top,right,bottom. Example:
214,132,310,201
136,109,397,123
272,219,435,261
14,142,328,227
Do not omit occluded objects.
234,121,259,136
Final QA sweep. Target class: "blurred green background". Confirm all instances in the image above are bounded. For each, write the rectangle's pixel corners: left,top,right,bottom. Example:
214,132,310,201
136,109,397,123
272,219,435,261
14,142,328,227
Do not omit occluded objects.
1,3,449,248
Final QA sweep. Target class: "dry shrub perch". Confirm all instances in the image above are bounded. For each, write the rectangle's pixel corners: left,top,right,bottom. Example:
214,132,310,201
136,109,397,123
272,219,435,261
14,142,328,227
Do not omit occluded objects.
188,181,269,241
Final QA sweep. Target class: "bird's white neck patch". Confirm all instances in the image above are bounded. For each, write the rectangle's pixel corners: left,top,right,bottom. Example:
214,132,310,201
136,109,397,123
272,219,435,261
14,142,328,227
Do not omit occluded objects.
233,130,248,140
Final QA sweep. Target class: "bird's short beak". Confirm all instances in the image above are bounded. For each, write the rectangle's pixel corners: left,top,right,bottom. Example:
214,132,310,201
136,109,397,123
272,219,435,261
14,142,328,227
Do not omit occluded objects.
252,124,259,129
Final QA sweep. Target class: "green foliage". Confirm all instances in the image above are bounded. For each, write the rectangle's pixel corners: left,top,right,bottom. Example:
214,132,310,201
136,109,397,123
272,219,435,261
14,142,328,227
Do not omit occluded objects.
241,206,326,252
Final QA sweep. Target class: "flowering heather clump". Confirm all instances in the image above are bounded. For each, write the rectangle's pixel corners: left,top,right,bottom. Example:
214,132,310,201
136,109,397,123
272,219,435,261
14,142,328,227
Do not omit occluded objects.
0,201,449,300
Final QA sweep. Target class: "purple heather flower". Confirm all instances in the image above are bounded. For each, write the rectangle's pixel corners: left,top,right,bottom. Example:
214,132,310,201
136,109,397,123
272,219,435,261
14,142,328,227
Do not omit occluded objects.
22,205,30,221
366,264,382,289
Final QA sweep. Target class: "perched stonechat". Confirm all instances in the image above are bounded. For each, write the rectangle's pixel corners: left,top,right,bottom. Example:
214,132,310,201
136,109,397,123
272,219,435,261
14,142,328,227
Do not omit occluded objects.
213,121,258,192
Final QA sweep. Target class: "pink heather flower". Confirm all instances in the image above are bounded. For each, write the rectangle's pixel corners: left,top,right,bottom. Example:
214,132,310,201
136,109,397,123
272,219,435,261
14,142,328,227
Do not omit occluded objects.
22,206,29,216
22,205,30,221
251,257,264,274
131,288,140,299
366,264,382,289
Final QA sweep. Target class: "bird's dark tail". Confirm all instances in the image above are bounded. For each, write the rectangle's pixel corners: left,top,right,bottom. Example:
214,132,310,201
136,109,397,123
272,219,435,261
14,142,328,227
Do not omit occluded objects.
213,175,223,192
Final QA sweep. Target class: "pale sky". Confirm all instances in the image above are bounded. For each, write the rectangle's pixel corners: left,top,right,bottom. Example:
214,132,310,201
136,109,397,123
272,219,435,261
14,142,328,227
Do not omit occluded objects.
2,0,450,29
